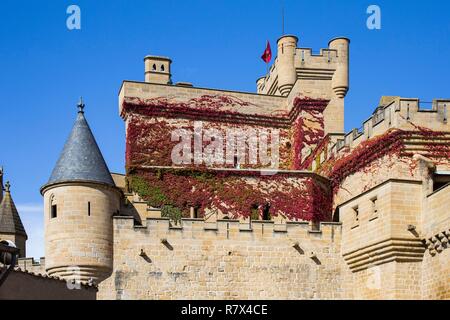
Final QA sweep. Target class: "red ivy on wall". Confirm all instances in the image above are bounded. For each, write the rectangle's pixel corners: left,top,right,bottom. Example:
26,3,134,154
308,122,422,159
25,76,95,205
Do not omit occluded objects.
291,97,326,170
122,95,329,128
128,168,332,222
319,128,450,194
123,94,332,221
123,92,450,222
124,95,329,171
123,90,450,223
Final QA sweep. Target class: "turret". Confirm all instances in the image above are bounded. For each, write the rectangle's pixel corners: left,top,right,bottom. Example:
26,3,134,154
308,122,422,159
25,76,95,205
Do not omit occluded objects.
277,35,298,96
256,76,266,94
329,37,350,99
40,98,121,284
144,55,172,84
0,181,28,257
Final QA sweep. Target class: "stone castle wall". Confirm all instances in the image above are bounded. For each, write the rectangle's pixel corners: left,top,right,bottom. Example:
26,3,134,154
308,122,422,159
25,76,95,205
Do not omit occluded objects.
17,257,46,275
98,217,352,300
421,184,450,299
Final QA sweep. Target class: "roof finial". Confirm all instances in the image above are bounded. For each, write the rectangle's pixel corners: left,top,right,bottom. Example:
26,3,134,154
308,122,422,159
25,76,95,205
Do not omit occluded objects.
77,96,85,113
5,181,10,193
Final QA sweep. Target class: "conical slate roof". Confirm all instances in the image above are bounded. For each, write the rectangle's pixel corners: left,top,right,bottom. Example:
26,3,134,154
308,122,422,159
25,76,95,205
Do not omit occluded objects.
0,182,27,238
45,101,115,188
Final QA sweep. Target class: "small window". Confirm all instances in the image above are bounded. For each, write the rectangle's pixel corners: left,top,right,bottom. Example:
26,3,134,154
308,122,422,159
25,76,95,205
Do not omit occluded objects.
51,205,57,219
161,64,165,72
88,202,91,216
262,204,271,221
371,197,378,215
152,64,157,71
50,195,57,219
353,206,359,222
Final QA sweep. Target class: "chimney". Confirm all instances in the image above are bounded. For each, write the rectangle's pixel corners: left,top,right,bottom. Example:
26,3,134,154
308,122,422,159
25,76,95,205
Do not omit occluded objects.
144,55,172,85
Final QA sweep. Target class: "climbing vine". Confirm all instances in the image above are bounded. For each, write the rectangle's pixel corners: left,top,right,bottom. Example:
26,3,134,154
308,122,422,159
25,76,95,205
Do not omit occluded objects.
123,94,333,221
318,128,450,194
128,168,331,222
123,92,450,222
124,95,329,171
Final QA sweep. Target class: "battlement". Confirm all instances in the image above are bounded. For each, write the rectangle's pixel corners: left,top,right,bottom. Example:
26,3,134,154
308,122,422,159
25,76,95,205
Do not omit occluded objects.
296,47,339,65
260,47,339,95
257,36,349,100
104,216,346,299
337,97,448,149
17,257,46,275
114,217,342,242
308,97,450,170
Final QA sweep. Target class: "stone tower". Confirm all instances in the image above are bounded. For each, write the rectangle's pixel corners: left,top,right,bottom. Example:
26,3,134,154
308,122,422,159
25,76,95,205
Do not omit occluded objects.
40,99,121,284
0,181,28,257
256,35,350,134
276,35,298,96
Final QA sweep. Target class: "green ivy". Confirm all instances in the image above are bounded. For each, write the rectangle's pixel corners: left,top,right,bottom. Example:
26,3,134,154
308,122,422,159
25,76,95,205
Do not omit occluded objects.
250,205,259,220
128,175,169,208
161,205,183,225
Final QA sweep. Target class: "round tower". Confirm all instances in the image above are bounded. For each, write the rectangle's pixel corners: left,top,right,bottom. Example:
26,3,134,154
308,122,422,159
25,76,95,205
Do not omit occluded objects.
40,99,121,284
277,35,298,96
329,37,350,99
256,76,266,94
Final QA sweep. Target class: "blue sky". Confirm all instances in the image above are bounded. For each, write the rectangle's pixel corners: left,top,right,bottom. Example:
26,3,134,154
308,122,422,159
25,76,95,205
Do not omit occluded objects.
0,0,449,258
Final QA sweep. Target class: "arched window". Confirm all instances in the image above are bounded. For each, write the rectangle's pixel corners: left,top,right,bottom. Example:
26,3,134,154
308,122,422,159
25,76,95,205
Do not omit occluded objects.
161,64,165,72
50,195,57,219
152,64,157,71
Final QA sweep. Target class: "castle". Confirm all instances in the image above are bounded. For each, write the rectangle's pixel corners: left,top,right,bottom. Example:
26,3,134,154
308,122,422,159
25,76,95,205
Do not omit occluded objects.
1,34,449,299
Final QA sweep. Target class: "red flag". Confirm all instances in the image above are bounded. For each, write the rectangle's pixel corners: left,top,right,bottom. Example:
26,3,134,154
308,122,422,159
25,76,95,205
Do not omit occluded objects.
261,41,272,64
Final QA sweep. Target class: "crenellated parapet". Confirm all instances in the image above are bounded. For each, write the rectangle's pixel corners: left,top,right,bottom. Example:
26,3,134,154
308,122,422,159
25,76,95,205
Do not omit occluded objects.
17,257,46,275
257,36,350,101
333,97,449,154
307,97,450,171
102,216,347,299
114,216,342,243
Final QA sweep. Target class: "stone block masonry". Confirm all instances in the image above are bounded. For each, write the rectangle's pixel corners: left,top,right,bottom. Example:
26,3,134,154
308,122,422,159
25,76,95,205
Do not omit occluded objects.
98,217,351,300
